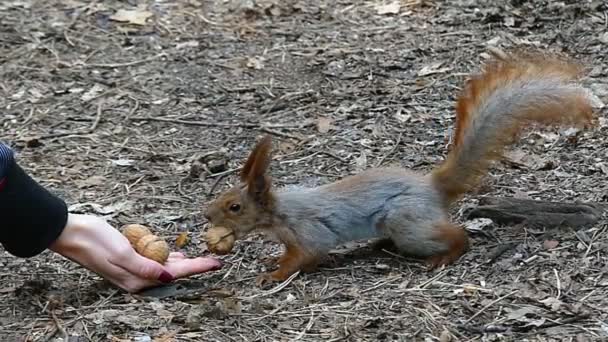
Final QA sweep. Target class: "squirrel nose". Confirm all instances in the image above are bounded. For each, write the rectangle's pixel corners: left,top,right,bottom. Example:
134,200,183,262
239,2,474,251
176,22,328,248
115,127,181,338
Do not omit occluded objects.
203,211,211,221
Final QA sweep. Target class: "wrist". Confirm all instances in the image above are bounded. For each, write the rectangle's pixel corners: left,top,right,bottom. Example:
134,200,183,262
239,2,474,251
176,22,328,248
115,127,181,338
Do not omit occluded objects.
49,214,92,255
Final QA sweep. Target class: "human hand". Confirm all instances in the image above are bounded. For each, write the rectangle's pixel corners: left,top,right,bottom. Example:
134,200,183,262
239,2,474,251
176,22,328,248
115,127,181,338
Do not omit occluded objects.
49,213,222,292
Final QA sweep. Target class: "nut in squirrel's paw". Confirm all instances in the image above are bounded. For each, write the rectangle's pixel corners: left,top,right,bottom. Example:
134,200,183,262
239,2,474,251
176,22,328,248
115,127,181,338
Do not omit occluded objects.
122,224,170,264
205,226,236,255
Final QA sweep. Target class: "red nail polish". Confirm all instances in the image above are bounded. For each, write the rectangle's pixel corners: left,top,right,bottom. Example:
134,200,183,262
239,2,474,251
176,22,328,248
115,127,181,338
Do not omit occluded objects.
158,271,174,283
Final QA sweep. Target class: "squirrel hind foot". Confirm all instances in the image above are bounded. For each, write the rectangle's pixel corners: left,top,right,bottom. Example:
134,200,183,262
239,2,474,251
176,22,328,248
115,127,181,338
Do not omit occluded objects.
426,222,470,269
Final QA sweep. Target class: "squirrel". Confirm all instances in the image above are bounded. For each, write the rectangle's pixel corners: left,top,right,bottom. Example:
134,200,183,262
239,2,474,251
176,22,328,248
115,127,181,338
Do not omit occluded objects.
204,50,596,286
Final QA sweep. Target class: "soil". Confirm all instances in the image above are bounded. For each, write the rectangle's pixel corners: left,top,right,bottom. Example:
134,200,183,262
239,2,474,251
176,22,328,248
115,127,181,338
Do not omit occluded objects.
1,0,608,341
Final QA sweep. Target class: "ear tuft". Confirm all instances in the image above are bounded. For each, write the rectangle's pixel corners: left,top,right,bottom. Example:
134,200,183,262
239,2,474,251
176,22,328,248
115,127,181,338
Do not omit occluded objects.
245,135,273,204
240,135,273,182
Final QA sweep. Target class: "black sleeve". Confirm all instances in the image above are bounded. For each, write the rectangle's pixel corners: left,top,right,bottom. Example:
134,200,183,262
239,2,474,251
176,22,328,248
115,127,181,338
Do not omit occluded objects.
0,143,69,257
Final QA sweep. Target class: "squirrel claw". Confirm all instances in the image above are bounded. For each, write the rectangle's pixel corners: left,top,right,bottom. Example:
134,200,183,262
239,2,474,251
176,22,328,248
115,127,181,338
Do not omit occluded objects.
255,273,277,288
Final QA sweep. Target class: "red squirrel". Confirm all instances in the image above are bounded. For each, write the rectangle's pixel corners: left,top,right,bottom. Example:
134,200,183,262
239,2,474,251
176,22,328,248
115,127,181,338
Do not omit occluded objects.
204,50,595,286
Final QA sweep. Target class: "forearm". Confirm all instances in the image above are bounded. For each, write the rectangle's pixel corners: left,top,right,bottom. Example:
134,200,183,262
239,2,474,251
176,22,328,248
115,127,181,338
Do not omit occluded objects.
0,143,68,257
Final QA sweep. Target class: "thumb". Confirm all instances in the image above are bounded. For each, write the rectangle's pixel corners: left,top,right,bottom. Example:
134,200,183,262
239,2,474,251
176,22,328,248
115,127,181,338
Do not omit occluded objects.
114,252,174,283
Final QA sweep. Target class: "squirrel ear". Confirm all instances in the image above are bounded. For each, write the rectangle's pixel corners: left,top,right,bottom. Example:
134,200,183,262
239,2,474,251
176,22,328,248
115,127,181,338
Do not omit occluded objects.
244,135,273,203
240,135,272,183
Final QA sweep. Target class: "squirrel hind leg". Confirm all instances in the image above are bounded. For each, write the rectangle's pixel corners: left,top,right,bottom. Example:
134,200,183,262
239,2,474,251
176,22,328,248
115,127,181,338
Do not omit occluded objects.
380,216,469,267
425,222,469,269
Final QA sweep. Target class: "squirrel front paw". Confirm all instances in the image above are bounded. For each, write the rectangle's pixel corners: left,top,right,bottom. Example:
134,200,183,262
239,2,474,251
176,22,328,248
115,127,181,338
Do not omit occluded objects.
255,272,282,288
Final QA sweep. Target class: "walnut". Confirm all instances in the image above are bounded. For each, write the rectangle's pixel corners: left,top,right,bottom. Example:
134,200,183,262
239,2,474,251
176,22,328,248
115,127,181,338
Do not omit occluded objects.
205,226,236,255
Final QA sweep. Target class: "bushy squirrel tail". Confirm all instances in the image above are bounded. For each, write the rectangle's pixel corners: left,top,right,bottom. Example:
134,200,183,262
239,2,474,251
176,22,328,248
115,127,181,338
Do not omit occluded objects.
431,50,596,205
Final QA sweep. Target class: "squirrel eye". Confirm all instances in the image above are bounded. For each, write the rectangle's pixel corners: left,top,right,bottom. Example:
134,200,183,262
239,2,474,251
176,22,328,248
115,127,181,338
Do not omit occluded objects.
229,203,241,212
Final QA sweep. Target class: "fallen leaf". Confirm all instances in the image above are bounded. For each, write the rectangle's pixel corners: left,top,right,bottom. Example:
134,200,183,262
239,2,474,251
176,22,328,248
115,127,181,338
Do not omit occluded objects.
153,332,177,342
543,240,559,250
376,2,400,15
244,57,264,69
110,9,154,26
176,41,199,49
175,232,189,248
541,297,563,311
355,151,367,171
278,141,296,153
507,306,537,321
439,329,452,342
81,84,105,102
418,62,452,76
394,108,411,123
464,218,493,232
525,318,546,327
562,127,581,137
68,201,132,215
111,159,135,167
505,150,552,171
317,117,333,133
207,288,235,298
75,175,106,189
0,286,16,294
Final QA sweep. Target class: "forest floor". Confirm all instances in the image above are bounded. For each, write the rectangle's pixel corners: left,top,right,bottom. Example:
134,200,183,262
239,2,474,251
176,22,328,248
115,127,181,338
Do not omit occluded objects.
1,0,608,341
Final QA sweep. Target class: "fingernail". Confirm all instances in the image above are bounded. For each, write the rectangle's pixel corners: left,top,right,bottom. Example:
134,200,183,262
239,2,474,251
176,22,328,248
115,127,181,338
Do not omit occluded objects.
158,271,174,283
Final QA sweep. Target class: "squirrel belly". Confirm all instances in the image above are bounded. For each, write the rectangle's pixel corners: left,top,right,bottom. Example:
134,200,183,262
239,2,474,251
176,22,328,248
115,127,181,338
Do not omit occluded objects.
271,167,450,258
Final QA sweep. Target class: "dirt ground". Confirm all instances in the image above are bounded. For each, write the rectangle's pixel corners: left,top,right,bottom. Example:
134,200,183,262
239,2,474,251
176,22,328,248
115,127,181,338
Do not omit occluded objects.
1,0,608,341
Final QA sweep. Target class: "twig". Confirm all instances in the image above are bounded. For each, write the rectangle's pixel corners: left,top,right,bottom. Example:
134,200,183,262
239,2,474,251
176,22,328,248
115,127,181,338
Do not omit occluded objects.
376,132,403,167
512,313,592,333
238,271,301,301
319,151,348,164
90,103,103,131
292,310,316,341
464,290,518,324
554,268,561,299
209,167,241,179
129,116,313,130
22,103,104,141
208,170,236,195
82,53,167,68
260,127,303,140
131,116,258,128
414,269,448,289
484,242,518,265
360,276,401,294
51,311,69,340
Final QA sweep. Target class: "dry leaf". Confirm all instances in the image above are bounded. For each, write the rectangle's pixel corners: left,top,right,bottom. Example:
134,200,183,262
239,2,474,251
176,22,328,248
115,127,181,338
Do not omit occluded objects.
543,240,559,250
153,331,177,342
278,140,296,153
81,84,105,102
541,297,563,311
244,57,264,69
418,62,452,76
376,2,400,15
75,175,106,189
175,232,189,248
317,117,333,133
439,329,452,342
464,218,493,232
507,306,537,321
110,9,154,26
111,159,135,167
355,151,367,171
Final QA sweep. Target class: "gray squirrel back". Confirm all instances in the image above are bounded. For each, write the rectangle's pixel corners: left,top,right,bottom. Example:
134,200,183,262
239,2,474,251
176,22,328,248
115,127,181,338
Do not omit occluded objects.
274,168,446,254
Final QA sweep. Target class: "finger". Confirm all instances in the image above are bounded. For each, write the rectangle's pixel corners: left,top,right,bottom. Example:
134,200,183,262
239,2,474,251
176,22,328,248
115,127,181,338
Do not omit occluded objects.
168,252,186,260
110,251,174,284
164,257,223,279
